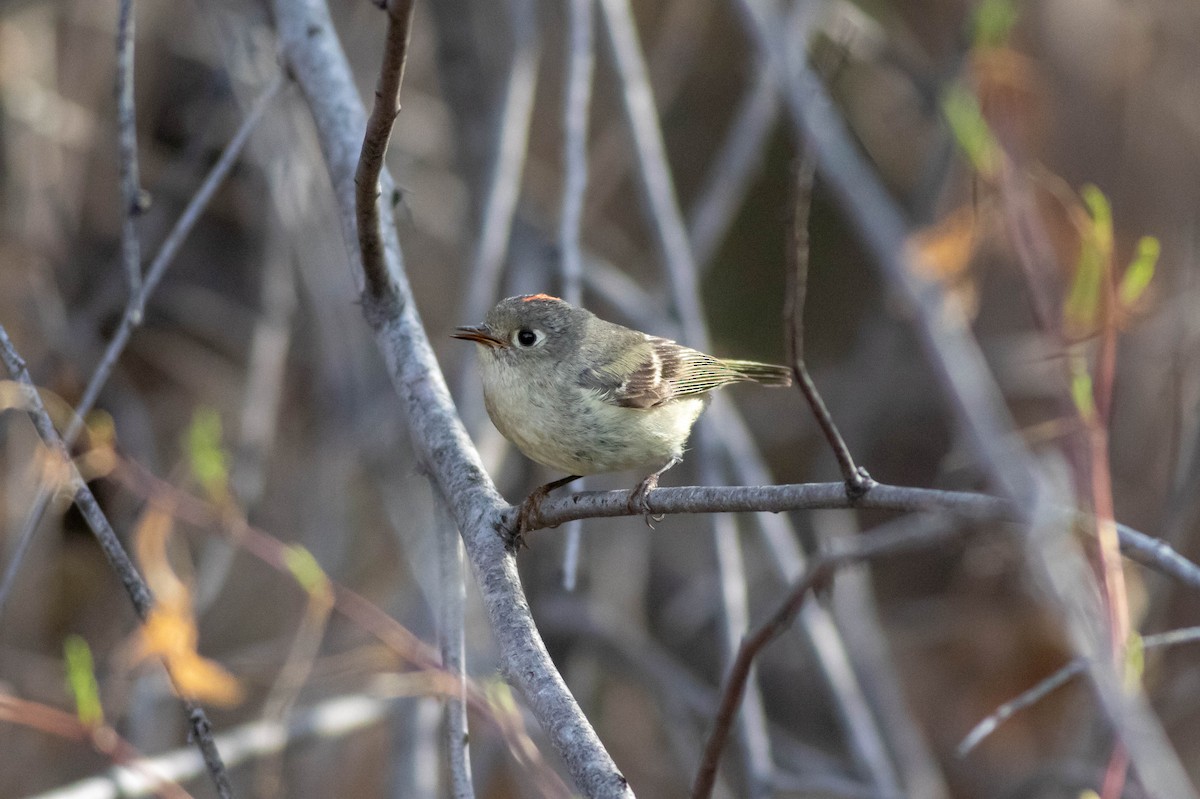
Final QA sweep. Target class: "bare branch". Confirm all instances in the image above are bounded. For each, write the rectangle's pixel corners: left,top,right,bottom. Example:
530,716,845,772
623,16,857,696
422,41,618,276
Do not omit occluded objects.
0,325,232,798
435,488,476,799
958,625,1200,758
784,143,871,496
691,516,972,799
275,0,633,793
519,482,1200,589
355,0,416,303
116,0,144,303
558,0,595,591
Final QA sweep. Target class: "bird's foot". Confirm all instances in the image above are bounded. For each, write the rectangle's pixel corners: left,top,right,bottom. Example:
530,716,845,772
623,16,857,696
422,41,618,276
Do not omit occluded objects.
503,474,583,552
628,475,666,528
506,487,550,551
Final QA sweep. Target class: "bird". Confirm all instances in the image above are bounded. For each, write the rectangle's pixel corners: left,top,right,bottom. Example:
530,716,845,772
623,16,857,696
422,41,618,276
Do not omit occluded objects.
453,293,792,544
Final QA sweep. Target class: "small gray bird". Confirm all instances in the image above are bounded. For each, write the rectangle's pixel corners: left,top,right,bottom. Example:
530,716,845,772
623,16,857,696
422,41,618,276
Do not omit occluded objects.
453,294,792,540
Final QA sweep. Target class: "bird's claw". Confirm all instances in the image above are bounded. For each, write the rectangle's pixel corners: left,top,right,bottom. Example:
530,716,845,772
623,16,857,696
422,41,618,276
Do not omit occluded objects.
505,485,554,551
628,476,665,528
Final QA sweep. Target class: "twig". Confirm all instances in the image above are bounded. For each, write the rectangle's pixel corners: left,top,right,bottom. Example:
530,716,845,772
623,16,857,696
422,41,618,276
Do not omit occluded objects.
355,0,415,303
957,625,1200,758
276,0,633,793
691,517,971,799
0,692,192,799
957,661,1086,758
784,146,872,497
558,0,595,591
116,0,144,303
26,689,413,799
0,74,283,617
0,325,232,798
435,488,476,799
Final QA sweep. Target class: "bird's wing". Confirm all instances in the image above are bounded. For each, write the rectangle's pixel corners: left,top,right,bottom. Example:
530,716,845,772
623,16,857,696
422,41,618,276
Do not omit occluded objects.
579,335,745,409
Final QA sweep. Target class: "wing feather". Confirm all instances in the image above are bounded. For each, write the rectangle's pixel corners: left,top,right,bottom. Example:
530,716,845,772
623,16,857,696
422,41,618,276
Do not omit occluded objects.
580,335,764,408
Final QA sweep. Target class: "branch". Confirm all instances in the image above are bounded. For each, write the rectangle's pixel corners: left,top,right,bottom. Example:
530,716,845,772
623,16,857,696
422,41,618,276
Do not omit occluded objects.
784,140,871,496
558,0,595,590
692,517,973,799
957,625,1200,757
517,481,1200,591
115,0,144,303
0,325,232,798
354,0,415,303
273,0,634,794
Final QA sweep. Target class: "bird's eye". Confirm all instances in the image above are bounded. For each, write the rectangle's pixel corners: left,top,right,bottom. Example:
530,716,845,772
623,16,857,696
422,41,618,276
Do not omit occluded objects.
514,328,543,348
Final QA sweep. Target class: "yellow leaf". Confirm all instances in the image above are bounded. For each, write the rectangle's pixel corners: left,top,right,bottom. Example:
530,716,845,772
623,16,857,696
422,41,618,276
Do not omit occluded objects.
133,501,243,707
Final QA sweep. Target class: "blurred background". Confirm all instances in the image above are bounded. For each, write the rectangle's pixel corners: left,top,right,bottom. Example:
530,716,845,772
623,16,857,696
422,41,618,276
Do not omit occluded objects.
1,0,1200,796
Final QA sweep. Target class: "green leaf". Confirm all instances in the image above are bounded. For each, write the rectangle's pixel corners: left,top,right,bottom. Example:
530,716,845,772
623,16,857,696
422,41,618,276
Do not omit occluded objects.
972,0,1019,47
1070,357,1096,421
1064,185,1113,334
283,544,327,596
1081,184,1113,259
64,635,103,728
941,85,1000,178
1118,236,1159,308
185,407,228,498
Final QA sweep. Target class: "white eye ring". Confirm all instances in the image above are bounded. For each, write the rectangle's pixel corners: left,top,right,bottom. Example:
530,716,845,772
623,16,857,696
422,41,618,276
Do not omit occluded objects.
512,327,545,348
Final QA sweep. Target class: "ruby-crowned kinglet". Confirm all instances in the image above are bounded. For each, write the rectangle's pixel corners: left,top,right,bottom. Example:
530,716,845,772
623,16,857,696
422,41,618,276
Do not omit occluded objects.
453,294,791,539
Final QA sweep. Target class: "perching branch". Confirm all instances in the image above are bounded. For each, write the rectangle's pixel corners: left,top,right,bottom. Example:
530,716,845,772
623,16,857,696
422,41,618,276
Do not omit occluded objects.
0,325,232,799
518,481,1200,591
274,0,633,794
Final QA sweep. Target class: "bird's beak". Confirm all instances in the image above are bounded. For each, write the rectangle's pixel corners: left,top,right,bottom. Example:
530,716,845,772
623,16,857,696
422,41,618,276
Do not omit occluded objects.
452,325,508,349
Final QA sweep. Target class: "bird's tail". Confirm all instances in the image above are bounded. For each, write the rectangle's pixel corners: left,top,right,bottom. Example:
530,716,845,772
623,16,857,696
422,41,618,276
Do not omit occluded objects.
722,359,793,387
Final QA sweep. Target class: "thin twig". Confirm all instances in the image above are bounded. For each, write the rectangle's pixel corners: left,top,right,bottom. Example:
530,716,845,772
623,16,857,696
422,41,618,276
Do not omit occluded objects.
435,487,476,799
784,148,872,496
0,325,232,798
355,0,416,303
957,625,1200,758
558,0,595,591
278,0,634,792
116,0,144,303
0,74,283,618
691,518,972,799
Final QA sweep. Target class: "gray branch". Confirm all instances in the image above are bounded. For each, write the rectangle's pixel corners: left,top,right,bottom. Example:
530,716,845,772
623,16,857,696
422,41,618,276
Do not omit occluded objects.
271,0,634,795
